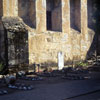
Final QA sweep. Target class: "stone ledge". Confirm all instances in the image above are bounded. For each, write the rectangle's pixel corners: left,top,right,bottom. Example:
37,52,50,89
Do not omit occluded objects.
2,17,27,33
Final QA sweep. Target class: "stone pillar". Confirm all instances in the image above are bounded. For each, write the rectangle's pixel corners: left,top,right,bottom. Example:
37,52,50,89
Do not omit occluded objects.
62,0,70,34
3,0,18,16
81,0,88,34
36,0,46,32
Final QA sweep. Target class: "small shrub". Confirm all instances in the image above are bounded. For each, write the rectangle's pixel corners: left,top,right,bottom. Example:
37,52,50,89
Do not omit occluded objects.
76,62,88,67
0,62,4,72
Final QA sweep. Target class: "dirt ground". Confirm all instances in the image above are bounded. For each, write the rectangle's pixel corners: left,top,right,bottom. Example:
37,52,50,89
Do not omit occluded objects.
0,70,100,100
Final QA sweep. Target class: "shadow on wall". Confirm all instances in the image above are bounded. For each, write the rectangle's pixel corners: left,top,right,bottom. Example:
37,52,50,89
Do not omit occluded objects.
86,31,97,59
18,0,36,29
88,0,96,30
86,0,100,59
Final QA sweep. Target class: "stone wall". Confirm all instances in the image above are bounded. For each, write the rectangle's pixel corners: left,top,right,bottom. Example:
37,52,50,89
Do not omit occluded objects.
28,29,95,66
0,0,99,68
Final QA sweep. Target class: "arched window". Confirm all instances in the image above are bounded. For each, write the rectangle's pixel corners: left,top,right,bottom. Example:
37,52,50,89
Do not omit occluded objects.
46,0,62,32
70,0,81,32
18,0,36,28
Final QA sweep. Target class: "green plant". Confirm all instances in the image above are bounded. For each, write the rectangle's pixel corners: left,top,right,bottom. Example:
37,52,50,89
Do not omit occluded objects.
76,62,88,67
0,62,4,72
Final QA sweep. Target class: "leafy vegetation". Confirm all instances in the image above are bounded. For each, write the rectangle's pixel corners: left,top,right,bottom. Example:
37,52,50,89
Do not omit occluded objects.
75,62,88,67
0,62,4,72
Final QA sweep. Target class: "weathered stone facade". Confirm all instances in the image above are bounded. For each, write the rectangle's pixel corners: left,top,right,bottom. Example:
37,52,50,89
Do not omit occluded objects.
0,0,99,67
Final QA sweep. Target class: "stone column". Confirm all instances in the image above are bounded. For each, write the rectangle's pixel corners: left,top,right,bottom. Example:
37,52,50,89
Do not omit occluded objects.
62,0,70,34
3,0,18,16
36,0,46,32
81,0,88,34
80,0,88,60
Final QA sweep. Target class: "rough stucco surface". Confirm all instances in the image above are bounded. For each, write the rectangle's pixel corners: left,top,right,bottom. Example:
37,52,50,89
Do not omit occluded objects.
0,0,98,67
3,0,18,16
